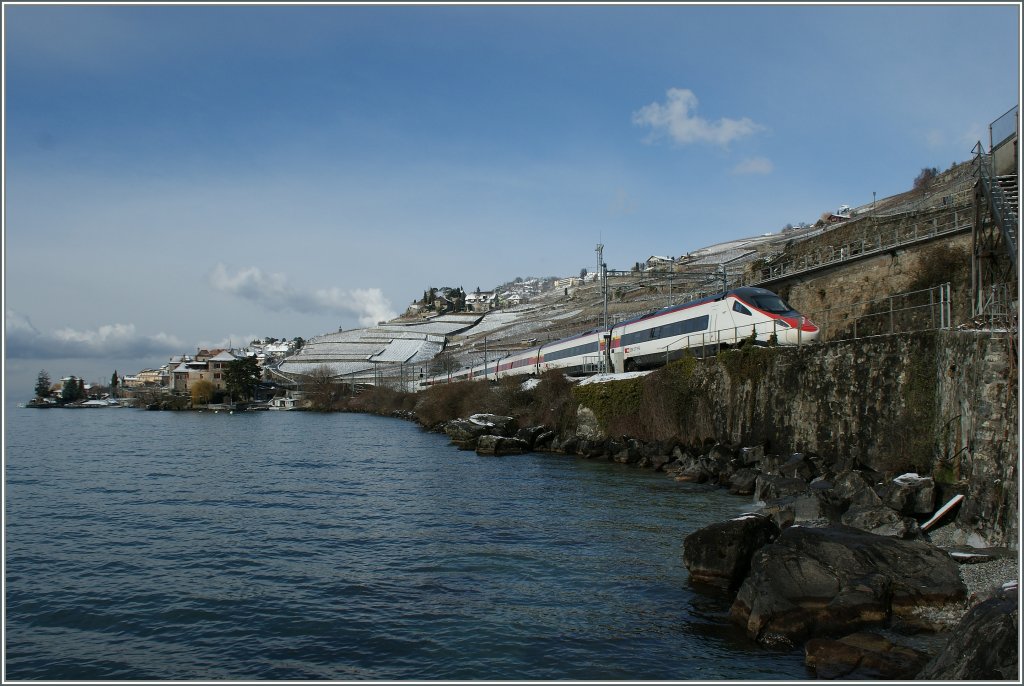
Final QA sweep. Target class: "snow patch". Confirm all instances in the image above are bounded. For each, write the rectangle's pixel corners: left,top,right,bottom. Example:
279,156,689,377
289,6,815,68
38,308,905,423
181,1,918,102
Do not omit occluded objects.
520,378,541,391
576,371,653,386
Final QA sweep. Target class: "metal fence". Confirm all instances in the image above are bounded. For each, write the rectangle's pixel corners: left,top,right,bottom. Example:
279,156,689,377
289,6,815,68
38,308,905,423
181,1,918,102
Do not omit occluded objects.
990,104,1018,151
753,210,972,286
804,283,952,343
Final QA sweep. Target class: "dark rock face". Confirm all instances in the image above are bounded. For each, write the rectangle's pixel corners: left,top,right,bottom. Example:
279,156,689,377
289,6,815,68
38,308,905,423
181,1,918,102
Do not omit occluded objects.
682,514,781,591
729,525,966,647
918,584,1019,680
804,632,930,679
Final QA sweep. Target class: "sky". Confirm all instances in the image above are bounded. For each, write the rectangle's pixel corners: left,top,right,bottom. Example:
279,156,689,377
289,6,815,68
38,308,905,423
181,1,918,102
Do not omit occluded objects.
3,2,1021,396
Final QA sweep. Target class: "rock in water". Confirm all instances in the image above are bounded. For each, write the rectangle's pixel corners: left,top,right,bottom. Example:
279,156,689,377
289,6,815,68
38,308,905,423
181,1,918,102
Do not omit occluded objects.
682,513,780,591
730,525,966,647
804,632,930,679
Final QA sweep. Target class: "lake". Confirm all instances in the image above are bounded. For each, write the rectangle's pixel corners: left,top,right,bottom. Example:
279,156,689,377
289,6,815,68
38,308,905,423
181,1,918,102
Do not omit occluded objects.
4,405,809,680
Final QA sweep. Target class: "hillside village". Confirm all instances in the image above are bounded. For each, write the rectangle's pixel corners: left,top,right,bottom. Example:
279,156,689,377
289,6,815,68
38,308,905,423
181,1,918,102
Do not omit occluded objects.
31,106,1018,412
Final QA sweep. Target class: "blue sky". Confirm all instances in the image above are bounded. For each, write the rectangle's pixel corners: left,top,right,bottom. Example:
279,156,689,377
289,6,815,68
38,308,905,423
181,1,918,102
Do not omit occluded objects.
3,3,1021,395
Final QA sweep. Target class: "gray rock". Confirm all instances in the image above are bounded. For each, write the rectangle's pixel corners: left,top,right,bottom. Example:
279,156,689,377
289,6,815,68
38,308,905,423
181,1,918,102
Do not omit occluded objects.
469,413,519,437
729,468,760,496
918,584,1019,680
575,406,603,441
475,435,531,456
683,513,780,591
841,504,921,539
755,475,808,502
779,453,815,481
880,472,935,516
444,418,491,450
730,525,966,647
739,445,765,467
515,425,546,449
533,430,557,451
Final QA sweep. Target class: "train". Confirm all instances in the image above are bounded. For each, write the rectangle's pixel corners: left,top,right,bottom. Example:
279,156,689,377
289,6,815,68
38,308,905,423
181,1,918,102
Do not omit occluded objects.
421,286,819,386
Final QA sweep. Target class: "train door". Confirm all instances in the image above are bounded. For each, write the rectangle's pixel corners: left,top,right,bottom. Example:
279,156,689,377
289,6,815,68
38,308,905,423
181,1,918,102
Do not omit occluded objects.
735,298,757,341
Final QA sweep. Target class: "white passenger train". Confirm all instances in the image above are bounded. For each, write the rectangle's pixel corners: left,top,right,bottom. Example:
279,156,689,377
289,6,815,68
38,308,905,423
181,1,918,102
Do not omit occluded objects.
422,287,818,386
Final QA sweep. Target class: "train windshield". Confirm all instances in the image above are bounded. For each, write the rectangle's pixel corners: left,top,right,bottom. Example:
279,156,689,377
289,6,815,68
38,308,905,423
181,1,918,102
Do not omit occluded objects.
750,293,795,315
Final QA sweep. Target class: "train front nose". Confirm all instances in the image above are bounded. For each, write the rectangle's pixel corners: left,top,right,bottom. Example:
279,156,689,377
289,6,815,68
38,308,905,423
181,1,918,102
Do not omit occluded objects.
778,316,819,344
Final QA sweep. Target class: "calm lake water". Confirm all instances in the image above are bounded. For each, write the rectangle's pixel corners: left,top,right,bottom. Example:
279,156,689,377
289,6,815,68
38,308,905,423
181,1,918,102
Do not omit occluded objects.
4,405,810,680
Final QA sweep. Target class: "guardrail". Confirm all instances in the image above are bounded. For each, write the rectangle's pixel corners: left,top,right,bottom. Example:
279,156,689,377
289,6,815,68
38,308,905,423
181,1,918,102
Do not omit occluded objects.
973,142,1018,264
752,211,972,286
803,283,952,343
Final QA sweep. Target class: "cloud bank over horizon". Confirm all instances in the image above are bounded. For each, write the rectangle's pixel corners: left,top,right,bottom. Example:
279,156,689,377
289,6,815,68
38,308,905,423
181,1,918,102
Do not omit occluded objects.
5,310,185,360
208,263,398,328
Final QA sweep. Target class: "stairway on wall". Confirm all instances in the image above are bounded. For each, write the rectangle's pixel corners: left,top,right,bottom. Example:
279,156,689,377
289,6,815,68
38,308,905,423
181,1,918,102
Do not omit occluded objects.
994,173,1018,261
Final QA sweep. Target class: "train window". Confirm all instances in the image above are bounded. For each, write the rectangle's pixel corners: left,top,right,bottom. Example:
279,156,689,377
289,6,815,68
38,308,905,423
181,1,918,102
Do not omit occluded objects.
750,293,792,314
733,302,752,316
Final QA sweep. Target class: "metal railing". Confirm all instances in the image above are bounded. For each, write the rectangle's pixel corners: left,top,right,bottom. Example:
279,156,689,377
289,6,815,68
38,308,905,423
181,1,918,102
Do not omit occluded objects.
753,210,973,285
990,104,1018,151
974,141,1018,264
803,283,952,343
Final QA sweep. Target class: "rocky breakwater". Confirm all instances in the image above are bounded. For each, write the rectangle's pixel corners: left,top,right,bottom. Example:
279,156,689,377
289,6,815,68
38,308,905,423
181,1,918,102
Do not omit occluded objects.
679,446,1018,680
444,413,543,456
436,408,1017,679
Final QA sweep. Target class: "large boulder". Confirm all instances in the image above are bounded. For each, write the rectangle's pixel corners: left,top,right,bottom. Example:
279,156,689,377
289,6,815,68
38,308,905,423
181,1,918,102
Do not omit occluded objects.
683,513,780,591
814,470,883,519
918,583,1019,680
841,504,920,539
469,413,519,437
880,472,935,516
729,468,760,496
445,419,492,450
730,525,966,647
515,425,546,449
754,475,808,503
779,453,816,481
475,435,531,457
575,406,604,441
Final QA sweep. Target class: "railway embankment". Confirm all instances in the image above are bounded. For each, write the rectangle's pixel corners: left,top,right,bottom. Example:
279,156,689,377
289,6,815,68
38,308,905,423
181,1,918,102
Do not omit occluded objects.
348,327,1018,679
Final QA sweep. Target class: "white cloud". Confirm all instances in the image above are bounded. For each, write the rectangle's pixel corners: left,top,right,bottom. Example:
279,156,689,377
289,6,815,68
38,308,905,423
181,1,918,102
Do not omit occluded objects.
732,157,774,175
208,263,397,327
632,88,764,147
5,309,185,359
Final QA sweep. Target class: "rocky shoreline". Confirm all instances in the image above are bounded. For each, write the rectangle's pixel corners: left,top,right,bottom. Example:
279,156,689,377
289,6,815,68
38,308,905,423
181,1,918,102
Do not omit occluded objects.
416,409,1019,680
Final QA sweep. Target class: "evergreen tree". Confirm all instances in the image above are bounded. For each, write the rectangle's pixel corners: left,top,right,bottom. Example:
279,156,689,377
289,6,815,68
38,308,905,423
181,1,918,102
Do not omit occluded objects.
111,370,119,397
223,356,262,401
34,370,51,399
62,377,83,402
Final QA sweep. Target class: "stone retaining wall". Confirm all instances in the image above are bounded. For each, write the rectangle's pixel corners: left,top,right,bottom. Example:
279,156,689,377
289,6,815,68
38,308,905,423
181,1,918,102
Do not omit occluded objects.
577,331,1017,548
